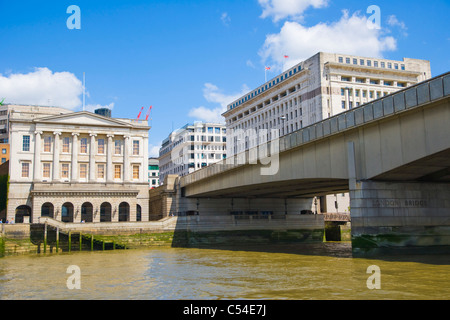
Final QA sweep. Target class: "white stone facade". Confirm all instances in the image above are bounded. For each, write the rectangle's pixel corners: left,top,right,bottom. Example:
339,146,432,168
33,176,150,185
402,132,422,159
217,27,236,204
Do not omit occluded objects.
223,52,431,156
158,122,227,184
7,109,150,224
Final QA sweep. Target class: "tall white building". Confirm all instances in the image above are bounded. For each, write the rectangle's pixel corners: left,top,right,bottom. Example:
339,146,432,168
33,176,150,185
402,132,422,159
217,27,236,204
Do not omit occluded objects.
223,52,431,156
159,122,227,184
222,52,431,213
148,157,160,188
7,108,150,223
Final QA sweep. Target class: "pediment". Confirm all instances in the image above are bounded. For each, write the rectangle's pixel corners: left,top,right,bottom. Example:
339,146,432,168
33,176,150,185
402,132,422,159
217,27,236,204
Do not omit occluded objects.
33,111,134,128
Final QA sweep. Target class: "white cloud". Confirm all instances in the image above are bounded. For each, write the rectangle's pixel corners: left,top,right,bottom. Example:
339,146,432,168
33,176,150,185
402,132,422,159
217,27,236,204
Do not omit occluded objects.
221,12,231,26
258,0,328,22
387,15,408,36
259,10,397,71
149,144,161,158
0,67,82,110
188,83,250,123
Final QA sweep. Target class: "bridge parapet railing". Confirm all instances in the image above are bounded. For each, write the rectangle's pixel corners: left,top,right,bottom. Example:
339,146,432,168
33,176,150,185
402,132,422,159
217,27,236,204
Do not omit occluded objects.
182,72,450,186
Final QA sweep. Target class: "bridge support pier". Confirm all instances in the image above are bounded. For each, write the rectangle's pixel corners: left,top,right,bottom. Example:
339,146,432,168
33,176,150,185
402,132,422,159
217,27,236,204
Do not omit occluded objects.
350,180,450,255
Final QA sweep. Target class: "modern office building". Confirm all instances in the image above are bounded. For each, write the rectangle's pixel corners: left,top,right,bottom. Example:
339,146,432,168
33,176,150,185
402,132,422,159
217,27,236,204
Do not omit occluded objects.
159,122,227,184
222,52,431,213
7,108,150,223
223,52,431,156
148,157,160,188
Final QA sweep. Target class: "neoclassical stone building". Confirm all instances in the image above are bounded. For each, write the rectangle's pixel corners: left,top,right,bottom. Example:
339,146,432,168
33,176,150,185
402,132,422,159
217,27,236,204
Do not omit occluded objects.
7,109,150,224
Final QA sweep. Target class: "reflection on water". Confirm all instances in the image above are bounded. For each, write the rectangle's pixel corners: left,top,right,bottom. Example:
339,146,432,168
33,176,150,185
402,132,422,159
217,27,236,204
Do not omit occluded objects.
0,243,449,300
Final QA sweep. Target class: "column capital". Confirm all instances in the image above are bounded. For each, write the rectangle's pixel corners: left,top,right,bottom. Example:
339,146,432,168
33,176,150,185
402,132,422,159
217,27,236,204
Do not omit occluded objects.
34,130,43,135
53,131,62,136
89,133,97,137
72,132,80,137
107,134,115,139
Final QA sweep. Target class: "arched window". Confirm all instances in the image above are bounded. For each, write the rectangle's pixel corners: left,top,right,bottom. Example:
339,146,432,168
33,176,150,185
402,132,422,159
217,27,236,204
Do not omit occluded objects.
119,202,130,222
15,205,31,223
100,202,112,222
81,202,93,223
41,203,54,219
61,203,74,223
136,204,142,222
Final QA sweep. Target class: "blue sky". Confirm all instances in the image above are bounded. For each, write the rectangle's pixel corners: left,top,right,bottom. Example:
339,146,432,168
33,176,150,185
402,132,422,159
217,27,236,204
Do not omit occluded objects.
0,0,449,156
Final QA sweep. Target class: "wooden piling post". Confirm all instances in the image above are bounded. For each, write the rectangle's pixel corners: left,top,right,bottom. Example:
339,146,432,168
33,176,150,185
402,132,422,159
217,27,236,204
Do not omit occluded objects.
56,227,59,252
68,231,71,252
79,233,82,251
91,234,94,251
43,222,48,254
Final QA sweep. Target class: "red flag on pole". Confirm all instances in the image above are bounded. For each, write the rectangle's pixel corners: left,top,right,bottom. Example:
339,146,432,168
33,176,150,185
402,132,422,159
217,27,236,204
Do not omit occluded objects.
284,55,289,58
137,106,144,119
145,106,152,121
265,66,271,70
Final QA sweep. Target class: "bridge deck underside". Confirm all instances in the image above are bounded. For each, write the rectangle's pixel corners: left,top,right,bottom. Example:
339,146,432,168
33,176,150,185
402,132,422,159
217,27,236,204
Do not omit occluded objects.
372,148,450,182
185,178,349,199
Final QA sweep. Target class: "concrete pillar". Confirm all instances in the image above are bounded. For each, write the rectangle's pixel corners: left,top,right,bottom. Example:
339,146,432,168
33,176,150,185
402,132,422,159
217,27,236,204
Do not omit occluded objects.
52,132,61,182
350,180,450,256
33,131,42,181
71,133,79,182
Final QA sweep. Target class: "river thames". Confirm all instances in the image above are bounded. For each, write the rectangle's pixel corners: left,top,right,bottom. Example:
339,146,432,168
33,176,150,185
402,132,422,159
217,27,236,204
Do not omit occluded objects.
0,242,449,300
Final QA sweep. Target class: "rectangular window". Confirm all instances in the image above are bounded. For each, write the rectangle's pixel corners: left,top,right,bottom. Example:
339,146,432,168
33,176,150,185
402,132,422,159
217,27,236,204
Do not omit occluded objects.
44,136,52,152
367,60,372,67
2,149,6,154
345,57,350,64
98,139,105,154
61,163,69,178
353,58,357,65
43,163,51,178
114,165,121,179
381,62,386,68
133,165,139,179
374,61,379,68
342,101,346,109
80,164,87,179
114,140,121,155
401,64,405,70
97,164,105,179
80,138,88,153
338,57,343,63
22,135,30,152
62,137,70,153
133,140,139,155
21,162,29,178
360,59,365,65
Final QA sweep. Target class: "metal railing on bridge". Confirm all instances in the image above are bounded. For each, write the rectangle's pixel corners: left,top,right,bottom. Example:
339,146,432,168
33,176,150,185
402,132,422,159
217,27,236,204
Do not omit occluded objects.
181,72,450,186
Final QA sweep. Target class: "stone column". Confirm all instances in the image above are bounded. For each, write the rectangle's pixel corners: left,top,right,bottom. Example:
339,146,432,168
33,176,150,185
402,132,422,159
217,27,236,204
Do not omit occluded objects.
344,88,350,110
123,135,130,182
89,133,97,182
106,134,114,182
33,131,42,181
142,135,149,182
71,133,79,182
52,132,62,182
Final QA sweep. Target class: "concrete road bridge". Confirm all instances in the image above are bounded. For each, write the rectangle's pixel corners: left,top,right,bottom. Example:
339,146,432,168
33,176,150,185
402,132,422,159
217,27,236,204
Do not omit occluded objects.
155,72,450,255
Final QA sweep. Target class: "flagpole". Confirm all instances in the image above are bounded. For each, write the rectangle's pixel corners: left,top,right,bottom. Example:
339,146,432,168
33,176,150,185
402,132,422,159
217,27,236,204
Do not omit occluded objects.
83,72,85,111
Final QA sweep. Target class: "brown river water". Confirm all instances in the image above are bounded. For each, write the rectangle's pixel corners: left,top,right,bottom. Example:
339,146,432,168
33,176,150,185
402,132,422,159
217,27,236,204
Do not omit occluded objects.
0,242,449,300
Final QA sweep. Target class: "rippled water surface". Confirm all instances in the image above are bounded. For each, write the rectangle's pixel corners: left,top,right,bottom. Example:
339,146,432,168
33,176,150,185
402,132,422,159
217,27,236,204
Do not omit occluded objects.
0,243,449,300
